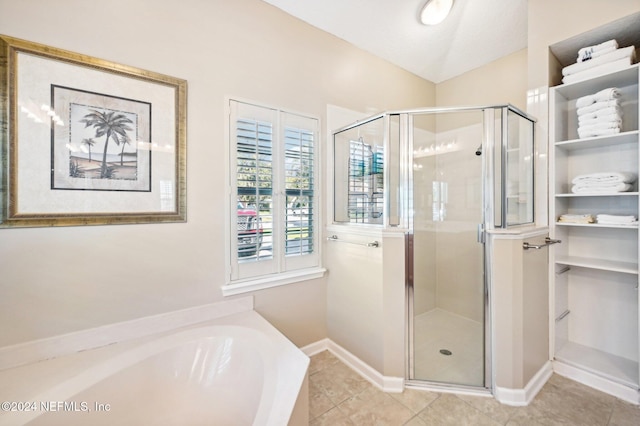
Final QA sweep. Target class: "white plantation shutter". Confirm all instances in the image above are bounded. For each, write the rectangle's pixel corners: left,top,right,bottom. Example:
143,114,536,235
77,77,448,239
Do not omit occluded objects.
229,100,319,282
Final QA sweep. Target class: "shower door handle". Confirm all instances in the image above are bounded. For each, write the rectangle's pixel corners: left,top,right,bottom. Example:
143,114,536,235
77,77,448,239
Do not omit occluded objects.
477,224,485,244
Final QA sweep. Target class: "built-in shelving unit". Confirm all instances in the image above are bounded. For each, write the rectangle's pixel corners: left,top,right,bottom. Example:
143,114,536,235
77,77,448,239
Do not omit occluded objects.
549,58,640,403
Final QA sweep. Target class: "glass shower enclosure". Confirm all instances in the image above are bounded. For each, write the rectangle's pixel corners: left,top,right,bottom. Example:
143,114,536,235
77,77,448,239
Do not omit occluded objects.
333,105,535,390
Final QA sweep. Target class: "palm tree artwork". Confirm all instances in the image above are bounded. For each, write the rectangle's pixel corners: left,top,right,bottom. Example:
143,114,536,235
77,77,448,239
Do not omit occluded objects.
117,134,132,166
80,109,134,179
81,138,96,162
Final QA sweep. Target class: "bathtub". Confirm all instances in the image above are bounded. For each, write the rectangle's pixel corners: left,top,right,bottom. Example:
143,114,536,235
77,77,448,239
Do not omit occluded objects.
0,309,309,426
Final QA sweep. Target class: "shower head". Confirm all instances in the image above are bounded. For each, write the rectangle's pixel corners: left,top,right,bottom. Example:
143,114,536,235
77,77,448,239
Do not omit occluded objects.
475,145,482,156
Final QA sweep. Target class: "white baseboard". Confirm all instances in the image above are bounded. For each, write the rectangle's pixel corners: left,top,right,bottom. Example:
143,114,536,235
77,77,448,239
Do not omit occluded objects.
0,296,254,371
553,360,640,405
300,338,330,357
494,361,552,406
300,338,404,393
303,339,559,405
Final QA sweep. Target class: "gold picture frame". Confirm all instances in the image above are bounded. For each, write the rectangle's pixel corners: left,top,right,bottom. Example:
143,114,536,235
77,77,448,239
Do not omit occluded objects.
0,35,187,227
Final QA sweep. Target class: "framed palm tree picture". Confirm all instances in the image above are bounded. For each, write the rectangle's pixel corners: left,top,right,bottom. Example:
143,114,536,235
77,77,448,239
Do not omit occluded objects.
0,35,187,227
51,86,152,192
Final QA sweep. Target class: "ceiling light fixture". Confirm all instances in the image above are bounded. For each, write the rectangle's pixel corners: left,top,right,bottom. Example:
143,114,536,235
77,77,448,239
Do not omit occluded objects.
419,0,453,25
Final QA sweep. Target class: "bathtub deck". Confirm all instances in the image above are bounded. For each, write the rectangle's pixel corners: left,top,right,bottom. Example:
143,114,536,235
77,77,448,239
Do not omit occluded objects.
0,309,309,426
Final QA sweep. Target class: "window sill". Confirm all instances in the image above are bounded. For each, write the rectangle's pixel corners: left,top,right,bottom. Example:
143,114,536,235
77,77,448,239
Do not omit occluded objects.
222,267,327,297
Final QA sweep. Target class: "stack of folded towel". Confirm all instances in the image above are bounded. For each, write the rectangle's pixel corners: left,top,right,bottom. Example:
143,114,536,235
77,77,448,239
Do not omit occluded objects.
596,214,638,226
557,213,639,226
562,39,636,84
575,87,622,138
571,171,636,194
558,214,595,224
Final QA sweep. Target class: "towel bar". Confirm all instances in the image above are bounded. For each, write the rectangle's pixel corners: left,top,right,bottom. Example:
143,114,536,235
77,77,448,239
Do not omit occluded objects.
326,235,379,248
555,310,571,322
523,237,561,250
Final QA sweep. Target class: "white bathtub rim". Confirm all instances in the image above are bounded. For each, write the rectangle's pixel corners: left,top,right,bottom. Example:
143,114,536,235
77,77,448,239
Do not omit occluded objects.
0,296,255,372
1,326,270,426
0,310,309,426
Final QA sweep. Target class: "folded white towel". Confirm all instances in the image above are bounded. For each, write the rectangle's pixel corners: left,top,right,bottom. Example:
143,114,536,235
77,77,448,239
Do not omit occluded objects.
571,183,633,194
577,39,619,62
578,107,621,121
594,87,622,103
563,46,636,76
563,57,635,84
577,100,621,116
561,214,593,219
579,120,622,131
597,214,638,226
577,126,621,139
579,46,617,62
575,87,621,109
597,220,638,226
596,214,637,223
558,214,595,224
578,117,622,128
572,171,636,184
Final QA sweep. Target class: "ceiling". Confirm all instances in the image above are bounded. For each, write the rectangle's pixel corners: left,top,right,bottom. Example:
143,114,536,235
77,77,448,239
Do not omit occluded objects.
261,0,528,83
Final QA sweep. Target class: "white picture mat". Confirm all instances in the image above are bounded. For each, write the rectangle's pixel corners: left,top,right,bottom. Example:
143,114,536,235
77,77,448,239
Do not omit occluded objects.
15,52,177,215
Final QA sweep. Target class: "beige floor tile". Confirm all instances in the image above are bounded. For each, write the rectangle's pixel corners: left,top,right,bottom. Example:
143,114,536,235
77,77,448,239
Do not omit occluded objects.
417,394,501,425
529,376,613,426
308,353,640,426
403,415,428,426
310,406,354,426
389,387,440,413
310,361,372,405
608,398,640,426
337,386,415,425
547,374,615,406
309,350,340,375
309,387,335,419
457,392,520,424
505,405,575,426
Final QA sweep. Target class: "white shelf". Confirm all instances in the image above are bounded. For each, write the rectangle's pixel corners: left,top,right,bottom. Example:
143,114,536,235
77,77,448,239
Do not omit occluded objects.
556,341,639,389
555,131,639,151
555,192,639,198
555,222,639,229
552,63,640,99
554,255,638,274
549,21,640,403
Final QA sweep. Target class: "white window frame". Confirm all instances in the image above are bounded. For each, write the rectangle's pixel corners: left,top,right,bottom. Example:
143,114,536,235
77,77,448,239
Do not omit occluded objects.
223,98,325,296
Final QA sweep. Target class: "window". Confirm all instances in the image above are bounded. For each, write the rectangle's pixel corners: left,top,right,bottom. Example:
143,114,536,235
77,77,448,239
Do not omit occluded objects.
347,139,384,223
333,115,387,225
225,100,323,293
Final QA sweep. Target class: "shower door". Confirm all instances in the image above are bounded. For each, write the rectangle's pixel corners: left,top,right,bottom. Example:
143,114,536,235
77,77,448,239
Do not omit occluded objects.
408,110,487,388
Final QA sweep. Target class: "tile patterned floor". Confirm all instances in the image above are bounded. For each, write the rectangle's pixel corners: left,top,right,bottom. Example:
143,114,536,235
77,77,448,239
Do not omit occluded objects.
309,351,640,425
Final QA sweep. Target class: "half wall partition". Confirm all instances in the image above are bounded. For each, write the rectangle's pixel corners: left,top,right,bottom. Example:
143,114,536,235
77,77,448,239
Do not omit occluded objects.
332,105,535,391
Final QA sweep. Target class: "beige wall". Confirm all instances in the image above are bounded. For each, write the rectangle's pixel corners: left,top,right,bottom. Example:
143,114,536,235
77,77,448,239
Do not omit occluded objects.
437,49,528,111
0,0,435,348
3,0,636,386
